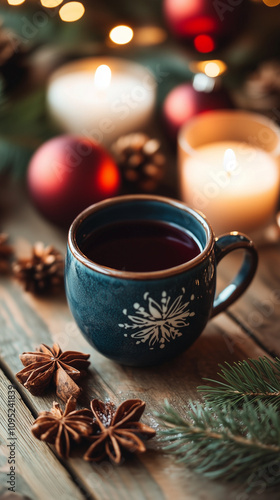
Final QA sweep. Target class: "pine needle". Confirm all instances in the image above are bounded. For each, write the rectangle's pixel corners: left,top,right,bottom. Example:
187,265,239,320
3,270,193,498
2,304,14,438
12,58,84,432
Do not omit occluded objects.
198,357,280,408
155,400,280,488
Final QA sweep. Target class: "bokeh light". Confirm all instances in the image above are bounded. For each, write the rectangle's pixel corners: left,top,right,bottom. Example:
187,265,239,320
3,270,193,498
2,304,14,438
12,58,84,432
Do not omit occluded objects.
262,0,280,5
96,161,120,195
204,61,227,77
41,0,63,7
109,25,134,45
204,62,221,77
194,34,215,53
59,2,85,22
189,60,227,77
7,0,26,5
133,26,167,46
192,73,215,92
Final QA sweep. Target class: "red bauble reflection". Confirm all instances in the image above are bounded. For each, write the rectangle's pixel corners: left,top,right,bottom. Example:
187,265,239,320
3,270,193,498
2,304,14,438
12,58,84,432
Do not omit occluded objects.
163,82,233,141
27,135,121,227
163,0,247,49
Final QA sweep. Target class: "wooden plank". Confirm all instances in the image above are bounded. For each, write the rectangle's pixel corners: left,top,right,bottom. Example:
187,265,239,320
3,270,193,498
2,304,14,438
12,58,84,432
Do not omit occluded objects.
0,369,87,500
1,186,280,499
0,275,275,500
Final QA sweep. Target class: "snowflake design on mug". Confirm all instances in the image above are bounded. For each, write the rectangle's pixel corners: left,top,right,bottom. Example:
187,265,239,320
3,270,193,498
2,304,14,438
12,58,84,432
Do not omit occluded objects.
118,289,196,350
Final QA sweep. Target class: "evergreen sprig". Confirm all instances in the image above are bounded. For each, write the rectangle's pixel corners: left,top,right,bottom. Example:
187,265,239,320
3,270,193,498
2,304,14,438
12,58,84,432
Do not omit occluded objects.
198,357,280,408
156,400,280,488
0,89,57,178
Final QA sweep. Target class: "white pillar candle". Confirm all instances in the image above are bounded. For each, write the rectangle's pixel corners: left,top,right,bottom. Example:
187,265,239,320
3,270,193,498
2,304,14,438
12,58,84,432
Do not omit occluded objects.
47,57,157,146
178,110,280,235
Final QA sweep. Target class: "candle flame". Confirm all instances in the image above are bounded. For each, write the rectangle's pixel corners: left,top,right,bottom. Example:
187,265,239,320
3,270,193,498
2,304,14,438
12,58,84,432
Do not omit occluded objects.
223,148,237,174
94,65,112,90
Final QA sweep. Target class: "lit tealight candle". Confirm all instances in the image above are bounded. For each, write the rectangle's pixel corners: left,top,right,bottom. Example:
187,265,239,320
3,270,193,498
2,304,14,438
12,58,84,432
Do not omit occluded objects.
178,110,280,235
47,57,156,146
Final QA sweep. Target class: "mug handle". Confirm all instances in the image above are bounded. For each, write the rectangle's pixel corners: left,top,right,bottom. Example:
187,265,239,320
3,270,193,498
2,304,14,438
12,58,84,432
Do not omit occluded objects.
211,232,258,318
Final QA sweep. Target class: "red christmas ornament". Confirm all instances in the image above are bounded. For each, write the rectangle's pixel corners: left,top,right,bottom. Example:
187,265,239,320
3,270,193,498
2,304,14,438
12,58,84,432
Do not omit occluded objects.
27,135,121,227
163,80,233,141
163,0,247,51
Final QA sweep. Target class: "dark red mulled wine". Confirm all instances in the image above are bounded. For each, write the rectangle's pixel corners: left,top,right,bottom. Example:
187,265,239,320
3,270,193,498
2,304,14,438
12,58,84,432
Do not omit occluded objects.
80,219,201,272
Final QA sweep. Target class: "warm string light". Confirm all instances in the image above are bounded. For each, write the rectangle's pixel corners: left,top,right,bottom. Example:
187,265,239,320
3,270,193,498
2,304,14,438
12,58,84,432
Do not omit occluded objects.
204,62,222,78
190,60,227,94
109,25,167,47
59,1,85,22
262,0,280,5
189,60,228,78
133,26,167,46
109,25,134,45
7,0,86,22
40,0,63,7
7,0,25,5
7,0,85,22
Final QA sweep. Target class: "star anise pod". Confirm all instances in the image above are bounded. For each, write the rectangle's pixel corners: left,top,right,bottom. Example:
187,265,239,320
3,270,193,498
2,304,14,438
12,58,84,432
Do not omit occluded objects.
16,343,90,402
31,397,93,458
84,399,156,464
13,242,64,294
0,233,13,274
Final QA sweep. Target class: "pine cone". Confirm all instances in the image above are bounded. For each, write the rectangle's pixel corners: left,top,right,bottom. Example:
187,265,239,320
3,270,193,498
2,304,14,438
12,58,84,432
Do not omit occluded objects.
0,233,13,274
13,242,64,295
233,60,280,113
111,133,165,193
246,60,280,96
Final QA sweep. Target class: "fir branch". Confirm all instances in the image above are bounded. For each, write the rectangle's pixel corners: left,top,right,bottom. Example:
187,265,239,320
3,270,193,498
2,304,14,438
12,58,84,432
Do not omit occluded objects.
0,89,57,178
198,357,280,408
155,400,280,488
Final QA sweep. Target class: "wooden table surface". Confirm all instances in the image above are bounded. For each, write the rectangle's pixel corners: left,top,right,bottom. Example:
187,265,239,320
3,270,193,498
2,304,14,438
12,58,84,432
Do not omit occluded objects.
1,183,280,500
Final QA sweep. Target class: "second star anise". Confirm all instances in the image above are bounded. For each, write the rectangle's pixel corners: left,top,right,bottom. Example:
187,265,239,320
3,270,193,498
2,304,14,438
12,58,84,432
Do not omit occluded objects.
31,397,93,458
16,343,90,401
84,399,156,464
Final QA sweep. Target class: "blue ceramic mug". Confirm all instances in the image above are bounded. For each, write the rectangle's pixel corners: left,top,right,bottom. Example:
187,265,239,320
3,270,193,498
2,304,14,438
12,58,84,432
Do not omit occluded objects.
65,195,258,366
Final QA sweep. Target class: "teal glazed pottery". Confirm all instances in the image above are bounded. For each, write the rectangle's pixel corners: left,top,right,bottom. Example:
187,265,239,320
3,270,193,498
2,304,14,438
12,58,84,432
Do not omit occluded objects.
65,195,258,366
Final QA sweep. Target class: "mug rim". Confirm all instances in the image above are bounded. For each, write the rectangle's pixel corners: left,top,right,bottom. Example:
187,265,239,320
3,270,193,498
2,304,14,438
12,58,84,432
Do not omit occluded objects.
68,194,214,280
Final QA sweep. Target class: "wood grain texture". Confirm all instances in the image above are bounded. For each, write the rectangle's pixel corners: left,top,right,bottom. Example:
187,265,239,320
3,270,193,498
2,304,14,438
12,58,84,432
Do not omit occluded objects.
1,186,279,500
216,244,280,356
0,369,87,500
